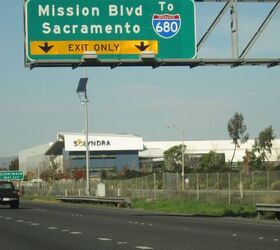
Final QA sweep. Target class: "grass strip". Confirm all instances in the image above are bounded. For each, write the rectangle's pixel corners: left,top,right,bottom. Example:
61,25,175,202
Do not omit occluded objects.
132,198,257,217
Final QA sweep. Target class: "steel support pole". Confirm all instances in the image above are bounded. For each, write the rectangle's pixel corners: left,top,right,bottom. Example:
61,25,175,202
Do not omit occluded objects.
230,0,239,58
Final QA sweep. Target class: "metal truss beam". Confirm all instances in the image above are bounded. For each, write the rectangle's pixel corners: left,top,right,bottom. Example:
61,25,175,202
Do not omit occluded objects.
239,0,280,58
197,1,231,51
27,58,280,69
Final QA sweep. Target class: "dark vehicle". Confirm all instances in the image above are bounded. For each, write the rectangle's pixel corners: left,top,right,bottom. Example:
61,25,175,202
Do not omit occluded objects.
0,181,20,209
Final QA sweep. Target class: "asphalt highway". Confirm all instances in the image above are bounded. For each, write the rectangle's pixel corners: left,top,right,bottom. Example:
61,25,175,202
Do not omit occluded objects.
0,200,279,250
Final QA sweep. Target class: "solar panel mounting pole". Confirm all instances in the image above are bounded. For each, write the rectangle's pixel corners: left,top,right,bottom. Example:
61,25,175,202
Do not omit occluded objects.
84,73,90,196
76,74,90,196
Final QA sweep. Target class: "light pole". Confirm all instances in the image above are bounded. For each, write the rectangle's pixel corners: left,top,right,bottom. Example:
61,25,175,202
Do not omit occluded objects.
167,125,185,191
76,77,90,196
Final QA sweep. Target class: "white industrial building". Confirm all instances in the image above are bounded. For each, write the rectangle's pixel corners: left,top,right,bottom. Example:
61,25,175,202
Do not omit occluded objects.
140,140,280,163
19,132,280,176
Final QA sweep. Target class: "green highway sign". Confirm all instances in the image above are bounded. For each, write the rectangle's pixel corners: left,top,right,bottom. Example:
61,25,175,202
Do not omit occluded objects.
0,171,24,181
24,0,196,64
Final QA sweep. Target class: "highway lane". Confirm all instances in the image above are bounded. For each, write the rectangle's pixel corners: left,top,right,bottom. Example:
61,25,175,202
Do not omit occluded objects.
0,200,279,250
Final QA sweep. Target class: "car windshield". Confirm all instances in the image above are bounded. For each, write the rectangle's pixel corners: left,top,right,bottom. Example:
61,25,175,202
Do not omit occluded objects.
0,182,14,189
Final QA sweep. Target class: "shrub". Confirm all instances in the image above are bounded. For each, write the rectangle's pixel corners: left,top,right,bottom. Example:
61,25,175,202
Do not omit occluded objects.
271,180,280,190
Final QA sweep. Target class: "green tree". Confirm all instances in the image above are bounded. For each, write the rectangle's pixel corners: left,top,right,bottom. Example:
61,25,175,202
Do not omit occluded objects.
198,151,226,172
227,112,249,166
40,161,62,182
253,125,276,169
9,158,19,170
242,149,262,172
100,170,108,179
163,145,186,172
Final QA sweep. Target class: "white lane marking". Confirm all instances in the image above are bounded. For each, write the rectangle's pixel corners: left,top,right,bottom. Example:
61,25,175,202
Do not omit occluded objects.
232,234,237,237
141,223,145,225
221,219,280,229
48,227,58,230
5,217,12,220
148,224,152,226
135,246,154,249
273,239,279,242
34,209,46,212
98,238,112,241
259,237,263,240
16,220,24,223
118,242,128,245
134,222,139,224
62,229,70,232
31,223,39,226
129,221,133,224
70,232,82,235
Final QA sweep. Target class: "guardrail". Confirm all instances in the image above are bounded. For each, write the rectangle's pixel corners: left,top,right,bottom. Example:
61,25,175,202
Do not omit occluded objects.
56,195,131,208
256,203,280,220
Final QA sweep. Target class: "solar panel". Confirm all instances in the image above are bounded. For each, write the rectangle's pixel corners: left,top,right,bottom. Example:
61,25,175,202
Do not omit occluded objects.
76,77,88,93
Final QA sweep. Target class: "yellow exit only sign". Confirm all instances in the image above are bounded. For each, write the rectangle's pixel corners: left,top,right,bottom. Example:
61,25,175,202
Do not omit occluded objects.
31,40,158,55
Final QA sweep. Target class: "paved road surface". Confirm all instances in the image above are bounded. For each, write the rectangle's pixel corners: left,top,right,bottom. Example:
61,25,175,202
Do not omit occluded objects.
0,200,279,250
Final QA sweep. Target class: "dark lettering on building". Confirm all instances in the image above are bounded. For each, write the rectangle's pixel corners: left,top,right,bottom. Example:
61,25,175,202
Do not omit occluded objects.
74,139,111,147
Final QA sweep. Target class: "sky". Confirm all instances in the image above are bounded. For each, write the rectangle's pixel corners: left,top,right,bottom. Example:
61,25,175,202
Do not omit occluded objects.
0,1,279,157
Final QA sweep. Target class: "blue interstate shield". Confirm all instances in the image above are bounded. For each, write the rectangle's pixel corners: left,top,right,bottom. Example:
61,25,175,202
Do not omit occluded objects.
152,14,181,39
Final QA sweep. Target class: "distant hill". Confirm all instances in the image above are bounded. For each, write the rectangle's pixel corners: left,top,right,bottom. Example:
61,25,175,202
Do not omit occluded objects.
0,156,17,169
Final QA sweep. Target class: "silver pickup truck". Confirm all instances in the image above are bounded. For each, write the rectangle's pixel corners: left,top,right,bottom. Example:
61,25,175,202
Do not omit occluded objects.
0,181,20,209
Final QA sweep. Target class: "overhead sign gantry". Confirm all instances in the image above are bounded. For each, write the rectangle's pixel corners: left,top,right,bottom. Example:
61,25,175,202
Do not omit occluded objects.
24,0,280,68
24,0,196,65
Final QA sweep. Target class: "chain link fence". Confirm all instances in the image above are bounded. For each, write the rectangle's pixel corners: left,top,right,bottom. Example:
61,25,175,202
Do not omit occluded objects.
23,170,280,205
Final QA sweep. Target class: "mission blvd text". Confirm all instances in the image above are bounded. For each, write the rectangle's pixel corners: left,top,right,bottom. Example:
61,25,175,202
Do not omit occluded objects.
39,4,143,35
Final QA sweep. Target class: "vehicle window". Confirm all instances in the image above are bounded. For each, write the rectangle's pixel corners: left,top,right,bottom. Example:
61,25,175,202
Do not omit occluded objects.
0,183,14,189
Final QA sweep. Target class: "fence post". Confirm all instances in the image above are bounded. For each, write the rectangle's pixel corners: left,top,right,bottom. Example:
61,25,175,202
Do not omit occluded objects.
240,171,243,202
206,173,209,202
228,172,231,205
176,172,179,191
136,177,138,199
162,172,165,198
252,171,255,205
153,172,156,200
187,173,190,200
217,172,220,202
267,171,270,191
196,173,199,200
